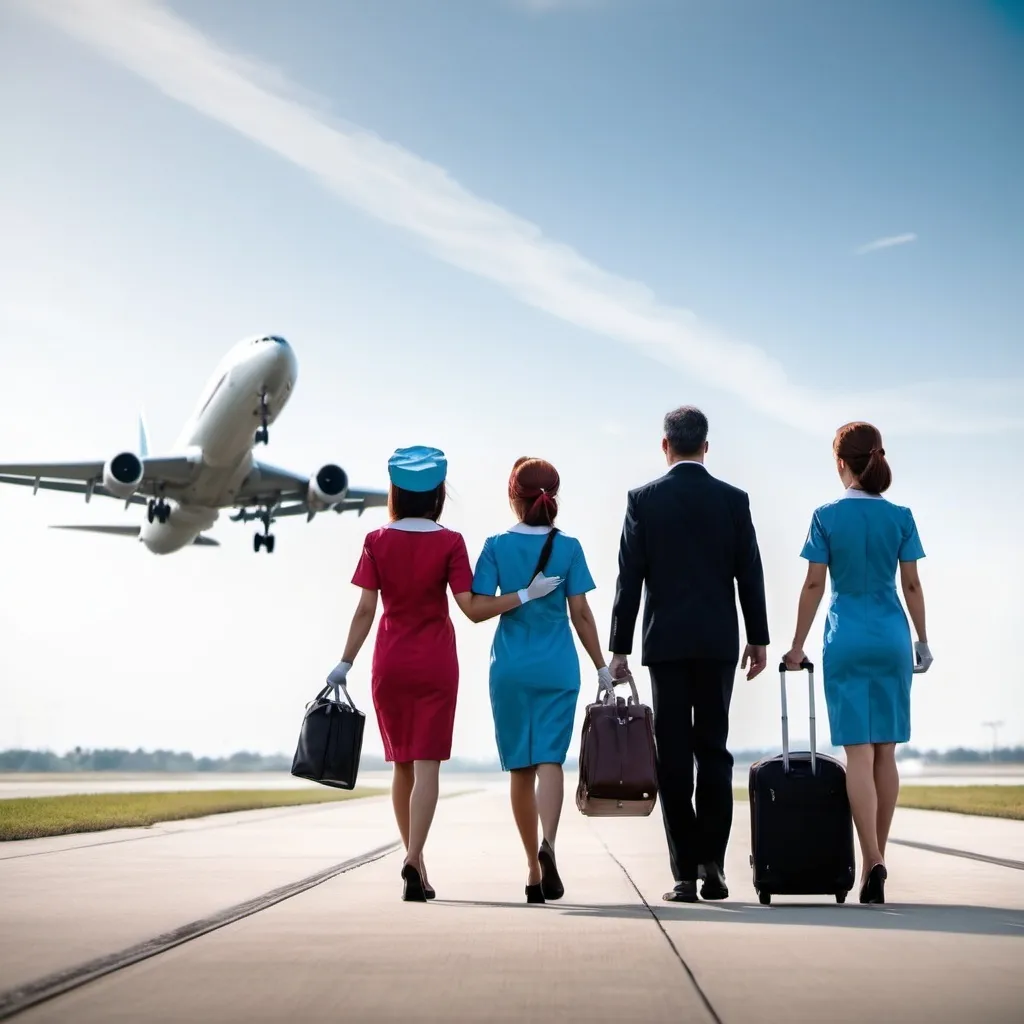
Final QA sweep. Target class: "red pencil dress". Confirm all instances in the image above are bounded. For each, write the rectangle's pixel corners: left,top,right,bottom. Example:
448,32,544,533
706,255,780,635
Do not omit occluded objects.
351,520,474,762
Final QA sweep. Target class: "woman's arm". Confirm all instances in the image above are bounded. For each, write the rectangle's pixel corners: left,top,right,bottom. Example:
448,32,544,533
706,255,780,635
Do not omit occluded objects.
451,534,548,623
452,570,563,624
340,588,379,663
568,594,607,671
452,590,523,623
783,562,827,667
899,560,927,642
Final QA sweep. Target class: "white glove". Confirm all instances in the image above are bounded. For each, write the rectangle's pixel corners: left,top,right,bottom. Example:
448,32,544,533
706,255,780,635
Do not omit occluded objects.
327,660,352,687
597,666,616,693
517,572,563,605
913,642,933,674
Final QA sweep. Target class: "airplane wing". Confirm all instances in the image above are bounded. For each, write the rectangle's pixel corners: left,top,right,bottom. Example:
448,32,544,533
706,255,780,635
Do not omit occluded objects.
49,525,220,546
235,460,388,519
0,456,198,504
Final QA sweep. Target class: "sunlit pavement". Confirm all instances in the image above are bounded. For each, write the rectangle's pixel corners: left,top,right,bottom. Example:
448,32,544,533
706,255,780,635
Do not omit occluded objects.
1,785,1021,1023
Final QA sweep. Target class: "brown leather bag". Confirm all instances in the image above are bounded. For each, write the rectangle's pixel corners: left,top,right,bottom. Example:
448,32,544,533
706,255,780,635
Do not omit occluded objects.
575,675,659,817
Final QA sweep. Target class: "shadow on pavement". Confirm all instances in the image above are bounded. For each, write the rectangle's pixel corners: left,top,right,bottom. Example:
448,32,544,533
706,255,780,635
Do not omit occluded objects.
437,899,1024,937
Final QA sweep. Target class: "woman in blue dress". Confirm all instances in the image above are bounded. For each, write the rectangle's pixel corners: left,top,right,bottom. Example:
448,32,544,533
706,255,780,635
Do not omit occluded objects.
784,422,933,905
472,457,614,904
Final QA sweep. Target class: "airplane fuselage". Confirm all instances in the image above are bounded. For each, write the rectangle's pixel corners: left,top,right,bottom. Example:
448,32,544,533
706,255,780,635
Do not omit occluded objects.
140,336,297,554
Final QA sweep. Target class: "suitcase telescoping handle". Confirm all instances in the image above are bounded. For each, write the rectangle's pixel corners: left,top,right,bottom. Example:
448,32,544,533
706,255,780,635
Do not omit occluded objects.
778,658,815,775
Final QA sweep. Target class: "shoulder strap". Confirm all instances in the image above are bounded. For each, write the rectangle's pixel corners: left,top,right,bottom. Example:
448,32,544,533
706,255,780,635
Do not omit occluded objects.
530,528,560,579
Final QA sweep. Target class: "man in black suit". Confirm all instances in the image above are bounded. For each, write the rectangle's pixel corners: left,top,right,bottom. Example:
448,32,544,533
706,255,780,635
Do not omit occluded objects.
609,406,769,902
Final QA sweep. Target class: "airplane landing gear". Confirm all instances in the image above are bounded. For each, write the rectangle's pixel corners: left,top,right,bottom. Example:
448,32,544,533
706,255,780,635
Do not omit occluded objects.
253,509,275,553
147,499,170,524
254,388,270,445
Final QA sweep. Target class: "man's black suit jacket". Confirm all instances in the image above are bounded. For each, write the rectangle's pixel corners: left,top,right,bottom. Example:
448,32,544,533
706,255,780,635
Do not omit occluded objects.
609,462,770,665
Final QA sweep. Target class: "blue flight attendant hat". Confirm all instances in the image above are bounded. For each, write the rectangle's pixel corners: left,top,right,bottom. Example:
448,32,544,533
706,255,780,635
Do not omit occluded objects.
388,446,447,492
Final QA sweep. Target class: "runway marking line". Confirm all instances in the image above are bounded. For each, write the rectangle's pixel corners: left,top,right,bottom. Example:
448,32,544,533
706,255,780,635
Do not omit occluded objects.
597,838,723,1024
889,838,1024,872
0,841,402,1021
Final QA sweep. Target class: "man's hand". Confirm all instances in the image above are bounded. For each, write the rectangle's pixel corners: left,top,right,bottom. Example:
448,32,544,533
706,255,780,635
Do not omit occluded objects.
609,654,630,680
741,644,767,680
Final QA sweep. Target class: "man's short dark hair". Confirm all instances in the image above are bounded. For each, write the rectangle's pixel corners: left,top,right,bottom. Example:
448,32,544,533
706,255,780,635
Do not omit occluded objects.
664,405,708,456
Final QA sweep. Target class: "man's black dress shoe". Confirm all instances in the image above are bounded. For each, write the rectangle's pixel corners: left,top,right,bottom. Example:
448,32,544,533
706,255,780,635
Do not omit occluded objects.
662,880,698,903
700,862,729,901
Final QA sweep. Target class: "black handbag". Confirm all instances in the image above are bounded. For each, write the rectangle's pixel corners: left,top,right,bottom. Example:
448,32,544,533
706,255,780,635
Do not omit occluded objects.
290,680,365,789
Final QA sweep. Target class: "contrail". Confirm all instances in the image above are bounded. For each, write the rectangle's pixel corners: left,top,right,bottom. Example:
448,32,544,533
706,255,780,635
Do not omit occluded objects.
16,0,1023,435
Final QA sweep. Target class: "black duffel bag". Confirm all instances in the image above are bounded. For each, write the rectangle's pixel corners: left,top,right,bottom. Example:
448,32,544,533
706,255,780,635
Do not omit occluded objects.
290,681,365,789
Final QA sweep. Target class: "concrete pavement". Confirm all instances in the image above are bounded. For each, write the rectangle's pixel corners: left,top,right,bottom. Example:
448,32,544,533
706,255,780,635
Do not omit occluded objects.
1,785,1022,1023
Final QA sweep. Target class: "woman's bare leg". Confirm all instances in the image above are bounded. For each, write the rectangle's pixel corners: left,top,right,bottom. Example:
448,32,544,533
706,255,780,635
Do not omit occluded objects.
391,762,413,850
535,763,564,846
845,743,883,885
405,760,440,876
873,742,900,860
510,766,542,884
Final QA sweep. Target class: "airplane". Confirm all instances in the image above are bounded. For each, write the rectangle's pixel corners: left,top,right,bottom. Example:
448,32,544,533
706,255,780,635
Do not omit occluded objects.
0,335,388,554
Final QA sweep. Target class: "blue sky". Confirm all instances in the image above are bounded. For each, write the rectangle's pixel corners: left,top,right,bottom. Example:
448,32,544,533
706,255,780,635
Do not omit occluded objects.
1,0,1021,758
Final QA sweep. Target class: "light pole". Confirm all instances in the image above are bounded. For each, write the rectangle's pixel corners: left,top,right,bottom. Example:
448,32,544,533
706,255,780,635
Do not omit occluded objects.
981,720,1004,762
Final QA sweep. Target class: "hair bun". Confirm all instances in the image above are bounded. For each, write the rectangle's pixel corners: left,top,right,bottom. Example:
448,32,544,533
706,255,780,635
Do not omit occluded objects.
834,422,892,495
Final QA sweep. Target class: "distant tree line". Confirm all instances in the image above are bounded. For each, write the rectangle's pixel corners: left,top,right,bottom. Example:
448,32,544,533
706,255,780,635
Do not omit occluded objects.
898,746,1024,764
0,747,298,773
0,747,489,773
0,744,1020,773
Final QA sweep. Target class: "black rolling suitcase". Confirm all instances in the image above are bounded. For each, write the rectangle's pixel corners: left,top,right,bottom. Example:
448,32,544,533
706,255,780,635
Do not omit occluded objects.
748,660,855,905
291,680,365,789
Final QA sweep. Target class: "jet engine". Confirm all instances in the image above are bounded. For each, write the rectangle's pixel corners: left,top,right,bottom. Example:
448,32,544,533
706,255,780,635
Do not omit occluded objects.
102,452,145,499
307,464,349,510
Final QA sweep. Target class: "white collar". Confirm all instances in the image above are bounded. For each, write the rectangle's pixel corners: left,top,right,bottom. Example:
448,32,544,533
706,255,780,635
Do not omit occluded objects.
508,523,552,535
385,518,443,532
842,487,883,500
669,460,706,471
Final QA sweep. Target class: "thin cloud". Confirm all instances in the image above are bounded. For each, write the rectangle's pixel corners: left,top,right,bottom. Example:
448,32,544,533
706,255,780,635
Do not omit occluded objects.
17,0,1023,436
856,233,918,255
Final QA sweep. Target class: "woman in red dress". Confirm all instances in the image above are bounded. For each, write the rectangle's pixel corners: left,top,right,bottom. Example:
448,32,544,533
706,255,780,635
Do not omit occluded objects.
327,446,561,901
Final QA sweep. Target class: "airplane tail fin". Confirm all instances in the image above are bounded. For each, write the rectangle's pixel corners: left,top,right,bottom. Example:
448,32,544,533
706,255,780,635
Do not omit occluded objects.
49,525,219,547
138,412,151,458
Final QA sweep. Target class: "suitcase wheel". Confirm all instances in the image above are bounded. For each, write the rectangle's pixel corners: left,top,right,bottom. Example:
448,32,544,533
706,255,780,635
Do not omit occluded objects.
836,892,847,904
758,890,771,906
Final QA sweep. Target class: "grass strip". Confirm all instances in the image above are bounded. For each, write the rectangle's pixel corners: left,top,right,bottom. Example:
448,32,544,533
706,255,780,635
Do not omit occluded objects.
732,785,1024,821
0,787,384,841
894,785,1024,820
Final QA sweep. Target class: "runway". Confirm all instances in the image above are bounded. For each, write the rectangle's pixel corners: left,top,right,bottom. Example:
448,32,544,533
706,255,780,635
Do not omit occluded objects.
3,763,1021,800
1,786,1021,1023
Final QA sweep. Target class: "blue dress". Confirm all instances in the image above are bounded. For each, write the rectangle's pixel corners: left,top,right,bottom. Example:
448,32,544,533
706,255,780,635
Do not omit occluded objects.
472,524,596,771
800,490,926,747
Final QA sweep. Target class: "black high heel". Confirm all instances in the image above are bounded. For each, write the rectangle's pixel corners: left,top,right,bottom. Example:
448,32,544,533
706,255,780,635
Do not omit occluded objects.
538,839,564,901
859,863,887,904
401,862,428,902
525,882,545,904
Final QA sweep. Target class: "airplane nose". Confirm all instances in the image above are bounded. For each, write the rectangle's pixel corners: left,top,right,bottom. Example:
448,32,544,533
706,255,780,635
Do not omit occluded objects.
261,335,297,378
